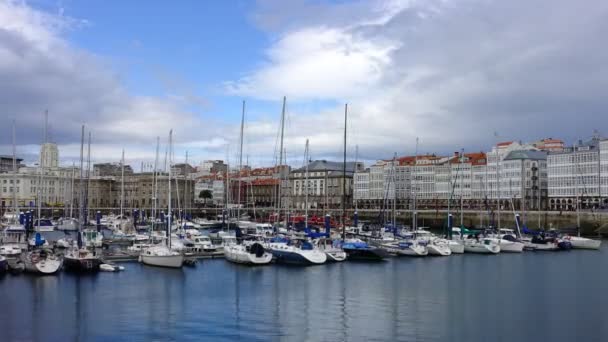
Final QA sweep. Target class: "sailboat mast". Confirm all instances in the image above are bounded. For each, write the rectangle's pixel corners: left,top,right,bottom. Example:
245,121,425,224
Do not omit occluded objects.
277,96,286,229
413,137,419,231
392,153,397,229
354,145,359,212
460,148,464,227
575,143,580,236
85,132,91,225
341,103,348,241
78,125,85,232
11,121,18,221
168,130,173,248
152,137,160,234
238,100,245,221
120,149,125,219
304,139,309,229
496,137,501,229
70,162,75,218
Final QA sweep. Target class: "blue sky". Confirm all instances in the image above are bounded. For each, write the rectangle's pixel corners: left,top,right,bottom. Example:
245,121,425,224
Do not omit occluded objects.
1,0,608,169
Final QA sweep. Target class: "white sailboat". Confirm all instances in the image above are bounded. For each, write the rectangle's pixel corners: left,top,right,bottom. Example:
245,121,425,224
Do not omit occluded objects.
141,130,184,268
63,127,102,272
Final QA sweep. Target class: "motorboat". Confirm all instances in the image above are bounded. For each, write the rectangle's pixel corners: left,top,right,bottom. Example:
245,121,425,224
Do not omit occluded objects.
82,229,103,248
414,230,451,256
342,239,390,261
56,218,79,231
127,242,153,256
55,238,72,248
224,242,272,265
447,240,464,254
100,263,125,272
190,235,218,253
463,237,501,254
562,235,602,250
1,224,28,251
63,246,102,272
381,233,428,256
314,238,347,262
268,238,327,265
140,245,184,268
33,219,55,232
23,248,63,274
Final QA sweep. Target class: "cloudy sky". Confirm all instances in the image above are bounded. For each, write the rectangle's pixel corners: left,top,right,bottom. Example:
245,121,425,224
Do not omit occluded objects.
1,0,607,169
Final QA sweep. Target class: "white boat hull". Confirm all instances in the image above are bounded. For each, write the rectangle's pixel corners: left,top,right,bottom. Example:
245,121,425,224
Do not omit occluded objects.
464,242,500,254
568,237,602,250
385,244,428,256
324,250,347,262
225,245,272,265
24,257,62,274
499,240,524,253
447,241,464,254
427,244,452,256
141,254,184,268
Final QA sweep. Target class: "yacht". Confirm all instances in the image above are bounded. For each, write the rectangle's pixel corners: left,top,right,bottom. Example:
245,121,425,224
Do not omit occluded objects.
382,233,428,256
563,235,602,250
414,230,452,256
342,238,390,261
56,218,79,231
268,238,327,265
224,241,272,265
191,235,218,253
463,237,501,254
24,248,63,274
33,219,55,232
140,245,184,268
63,241,102,272
314,238,347,262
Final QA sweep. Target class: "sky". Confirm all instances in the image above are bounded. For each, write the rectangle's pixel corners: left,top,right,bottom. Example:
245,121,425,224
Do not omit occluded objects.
1,0,608,169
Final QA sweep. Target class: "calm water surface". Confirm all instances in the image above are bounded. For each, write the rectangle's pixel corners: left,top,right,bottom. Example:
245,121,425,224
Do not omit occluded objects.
2,246,608,341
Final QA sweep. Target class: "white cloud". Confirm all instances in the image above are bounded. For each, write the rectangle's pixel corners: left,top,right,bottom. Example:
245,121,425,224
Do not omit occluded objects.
227,0,608,161
226,27,398,100
0,0,223,167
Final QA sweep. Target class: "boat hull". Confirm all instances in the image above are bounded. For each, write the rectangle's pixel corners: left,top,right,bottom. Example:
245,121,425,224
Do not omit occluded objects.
448,241,465,254
499,240,524,253
325,250,347,262
24,253,62,275
225,245,272,265
568,237,601,250
63,256,102,272
427,244,452,256
141,254,184,268
343,247,389,261
270,248,327,265
464,243,500,254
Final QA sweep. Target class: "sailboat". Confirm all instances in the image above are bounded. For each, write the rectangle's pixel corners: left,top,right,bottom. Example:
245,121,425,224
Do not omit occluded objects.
24,112,63,275
140,130,184,268
564,144,602,250
224,101,273,266
63,126,102,272
1,121,28,266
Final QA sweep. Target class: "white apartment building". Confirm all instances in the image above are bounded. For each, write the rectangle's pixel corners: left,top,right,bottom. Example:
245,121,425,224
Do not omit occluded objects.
601,140,608,200
548,138,604,210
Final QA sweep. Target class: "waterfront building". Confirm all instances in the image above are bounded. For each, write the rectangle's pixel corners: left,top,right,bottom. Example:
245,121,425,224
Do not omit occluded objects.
547,138,603,210
290,160,363,211
0,155,24,173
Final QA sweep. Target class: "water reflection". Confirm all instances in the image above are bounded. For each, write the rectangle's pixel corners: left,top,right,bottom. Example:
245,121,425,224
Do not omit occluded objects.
1,247,608,341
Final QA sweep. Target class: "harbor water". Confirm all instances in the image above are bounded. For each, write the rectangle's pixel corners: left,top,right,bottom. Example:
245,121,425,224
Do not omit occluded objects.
1,246,608,341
